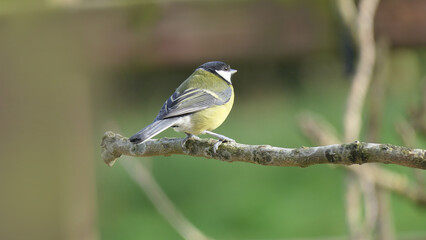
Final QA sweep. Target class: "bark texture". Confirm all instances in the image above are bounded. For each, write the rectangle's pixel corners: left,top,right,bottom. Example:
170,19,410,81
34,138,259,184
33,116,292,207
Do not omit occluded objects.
101,131,426,169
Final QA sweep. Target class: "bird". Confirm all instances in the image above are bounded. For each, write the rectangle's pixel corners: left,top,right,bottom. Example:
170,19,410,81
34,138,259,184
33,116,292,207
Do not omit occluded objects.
129,61,237,153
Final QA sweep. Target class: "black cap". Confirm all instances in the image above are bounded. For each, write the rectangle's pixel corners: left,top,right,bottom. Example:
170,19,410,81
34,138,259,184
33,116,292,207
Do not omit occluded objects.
198,61,231,73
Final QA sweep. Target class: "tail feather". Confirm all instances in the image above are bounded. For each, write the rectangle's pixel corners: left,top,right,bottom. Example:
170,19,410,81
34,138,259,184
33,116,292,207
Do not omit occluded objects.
129,118,179,144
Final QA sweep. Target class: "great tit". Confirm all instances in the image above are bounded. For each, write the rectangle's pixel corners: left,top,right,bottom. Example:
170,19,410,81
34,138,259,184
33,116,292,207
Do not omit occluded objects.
129,61,237,152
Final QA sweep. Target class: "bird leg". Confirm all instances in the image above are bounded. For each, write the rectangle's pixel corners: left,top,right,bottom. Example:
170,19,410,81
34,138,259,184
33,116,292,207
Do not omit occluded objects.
181,133,200,149
203,130,235,153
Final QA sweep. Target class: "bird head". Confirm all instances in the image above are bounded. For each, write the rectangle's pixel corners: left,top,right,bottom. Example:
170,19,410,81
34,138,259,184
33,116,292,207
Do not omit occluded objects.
198,61,237,84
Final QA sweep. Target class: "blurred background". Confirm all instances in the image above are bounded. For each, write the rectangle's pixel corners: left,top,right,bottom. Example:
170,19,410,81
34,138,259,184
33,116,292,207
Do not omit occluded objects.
0,0,425,239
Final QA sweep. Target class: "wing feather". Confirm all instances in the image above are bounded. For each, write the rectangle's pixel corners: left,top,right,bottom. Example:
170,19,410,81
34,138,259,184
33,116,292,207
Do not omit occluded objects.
155,87,232,120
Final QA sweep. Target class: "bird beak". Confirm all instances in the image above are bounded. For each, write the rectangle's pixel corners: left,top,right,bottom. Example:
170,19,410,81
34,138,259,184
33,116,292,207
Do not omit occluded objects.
230,69,237,75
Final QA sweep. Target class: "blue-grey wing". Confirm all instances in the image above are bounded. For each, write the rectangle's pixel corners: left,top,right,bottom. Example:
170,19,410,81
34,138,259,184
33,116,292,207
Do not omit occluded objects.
155,87,232,120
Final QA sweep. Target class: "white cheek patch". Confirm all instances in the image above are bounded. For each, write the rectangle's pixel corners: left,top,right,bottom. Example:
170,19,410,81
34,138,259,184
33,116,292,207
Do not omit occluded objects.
216,70,232,83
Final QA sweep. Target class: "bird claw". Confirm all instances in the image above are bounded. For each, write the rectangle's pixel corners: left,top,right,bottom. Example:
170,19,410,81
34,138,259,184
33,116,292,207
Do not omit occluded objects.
213,141,221,154
212,137,235,154
220,136,235,143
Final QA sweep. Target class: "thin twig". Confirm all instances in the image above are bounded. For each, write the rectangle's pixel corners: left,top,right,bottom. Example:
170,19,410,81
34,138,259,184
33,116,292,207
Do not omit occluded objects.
395,119,426,203
376,189,393,240
337,0,358,39
349,165,426,205
364,37,393,240
396,120,418,150
410,80,426,137
299,112,341,145
345,174,363,240
103,121,210,240
366,38,390,143
344,0,380,142
121,158,211,240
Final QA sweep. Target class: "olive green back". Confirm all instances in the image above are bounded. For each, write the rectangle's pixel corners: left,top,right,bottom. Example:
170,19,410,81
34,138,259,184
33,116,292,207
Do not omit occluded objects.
177,69,231,93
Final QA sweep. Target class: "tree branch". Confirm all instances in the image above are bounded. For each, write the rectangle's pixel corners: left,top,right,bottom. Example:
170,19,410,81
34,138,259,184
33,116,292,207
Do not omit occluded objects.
101,131,426,169
299,111,426,206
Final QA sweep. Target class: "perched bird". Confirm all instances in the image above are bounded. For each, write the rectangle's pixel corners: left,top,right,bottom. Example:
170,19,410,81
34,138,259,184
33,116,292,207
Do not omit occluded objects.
129,61,237,152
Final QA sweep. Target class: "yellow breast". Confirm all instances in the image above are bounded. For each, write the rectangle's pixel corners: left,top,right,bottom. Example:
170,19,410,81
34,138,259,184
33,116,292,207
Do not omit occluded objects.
187,86,234,135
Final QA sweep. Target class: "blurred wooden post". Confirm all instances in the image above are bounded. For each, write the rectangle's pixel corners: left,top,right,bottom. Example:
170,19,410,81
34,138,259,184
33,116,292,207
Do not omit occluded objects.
0,16,98,240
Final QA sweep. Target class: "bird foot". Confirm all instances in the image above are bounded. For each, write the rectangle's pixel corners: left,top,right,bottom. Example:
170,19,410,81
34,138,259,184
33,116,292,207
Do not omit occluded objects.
213,137,235,154
202,130,235,154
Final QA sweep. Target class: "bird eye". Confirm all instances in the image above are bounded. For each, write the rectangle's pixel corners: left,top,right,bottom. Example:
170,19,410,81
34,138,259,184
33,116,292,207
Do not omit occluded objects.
223,66,229,71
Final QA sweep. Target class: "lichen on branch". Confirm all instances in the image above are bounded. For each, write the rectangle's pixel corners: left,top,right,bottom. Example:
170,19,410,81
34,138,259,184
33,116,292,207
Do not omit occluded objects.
101,131,426,169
